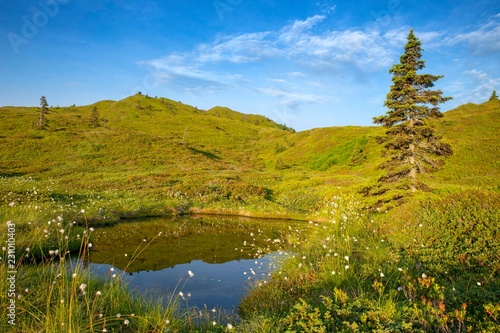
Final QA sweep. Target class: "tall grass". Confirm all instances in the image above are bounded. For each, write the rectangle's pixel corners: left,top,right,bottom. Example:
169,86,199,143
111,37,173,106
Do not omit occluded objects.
238,191,500,332
0,211,249,332
0,97,498,331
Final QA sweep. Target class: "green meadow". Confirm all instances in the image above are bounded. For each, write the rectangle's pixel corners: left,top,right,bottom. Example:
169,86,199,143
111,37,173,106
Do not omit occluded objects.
0,94,499,332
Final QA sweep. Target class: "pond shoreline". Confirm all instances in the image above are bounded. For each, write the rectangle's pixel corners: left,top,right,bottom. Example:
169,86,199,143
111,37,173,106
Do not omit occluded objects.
83,204,319,228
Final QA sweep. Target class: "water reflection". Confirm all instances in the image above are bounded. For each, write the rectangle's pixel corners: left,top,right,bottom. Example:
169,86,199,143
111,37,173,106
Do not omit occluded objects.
86,215,307,312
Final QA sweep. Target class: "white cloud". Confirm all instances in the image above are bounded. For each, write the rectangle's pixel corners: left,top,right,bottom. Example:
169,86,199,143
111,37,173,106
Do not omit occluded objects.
257,87,330,113
142,54,244,94
258,87,328,102
444,15,500,55
139,14,404,112
144,14,405,84
197,32,279,64
464,69,489,81
316,0,337,15
278,15,326,44
267,78,289,83
288,71,306,78
461,69,500,101
141,11,499,121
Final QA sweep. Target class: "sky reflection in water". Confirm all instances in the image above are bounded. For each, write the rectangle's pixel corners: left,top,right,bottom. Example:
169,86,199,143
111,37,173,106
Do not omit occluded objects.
88,252,286,312
85,216,305,312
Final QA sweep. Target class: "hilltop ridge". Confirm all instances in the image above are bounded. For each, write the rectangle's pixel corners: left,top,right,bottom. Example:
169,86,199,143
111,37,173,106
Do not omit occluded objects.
0,95,498,217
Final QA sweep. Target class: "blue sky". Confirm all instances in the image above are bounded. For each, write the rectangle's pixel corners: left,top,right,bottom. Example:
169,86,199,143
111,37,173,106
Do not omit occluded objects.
1,0,499,131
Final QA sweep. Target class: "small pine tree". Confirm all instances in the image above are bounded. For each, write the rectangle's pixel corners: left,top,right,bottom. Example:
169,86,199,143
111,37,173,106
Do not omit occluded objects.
489,90,498,101
372,29,452,194
91,106,100,128
38,96,49,129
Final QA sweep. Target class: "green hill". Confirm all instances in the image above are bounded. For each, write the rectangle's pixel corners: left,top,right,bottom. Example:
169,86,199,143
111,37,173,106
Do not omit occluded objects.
428,100,500,188
0,94,498,220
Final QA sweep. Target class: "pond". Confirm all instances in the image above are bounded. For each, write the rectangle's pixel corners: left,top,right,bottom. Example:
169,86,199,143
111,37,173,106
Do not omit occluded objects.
84,215,310,316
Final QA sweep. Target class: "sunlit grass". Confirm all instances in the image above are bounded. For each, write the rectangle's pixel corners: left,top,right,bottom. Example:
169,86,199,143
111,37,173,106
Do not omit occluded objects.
238,191,500,332
0,97,498,331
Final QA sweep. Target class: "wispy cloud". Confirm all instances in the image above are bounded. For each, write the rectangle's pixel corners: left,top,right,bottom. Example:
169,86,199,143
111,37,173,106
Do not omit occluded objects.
143,14,405,89
443,14,500,55
142,54,245,94
256,87,330,111
141,11,499,121
316,0,337,15
197,32,280,64
460,69,500,101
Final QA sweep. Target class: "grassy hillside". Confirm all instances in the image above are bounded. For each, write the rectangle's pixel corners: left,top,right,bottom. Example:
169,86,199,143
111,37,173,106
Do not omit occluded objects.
427,100,500,189
0,95,498,220
0,96,499,332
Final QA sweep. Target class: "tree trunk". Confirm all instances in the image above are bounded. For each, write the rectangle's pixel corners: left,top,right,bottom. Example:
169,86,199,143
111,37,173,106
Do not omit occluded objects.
38,109,44,128
409,142,417,192
409,117,417,192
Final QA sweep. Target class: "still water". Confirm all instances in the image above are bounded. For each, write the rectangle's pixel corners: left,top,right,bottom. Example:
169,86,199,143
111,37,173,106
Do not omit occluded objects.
85,215,309,313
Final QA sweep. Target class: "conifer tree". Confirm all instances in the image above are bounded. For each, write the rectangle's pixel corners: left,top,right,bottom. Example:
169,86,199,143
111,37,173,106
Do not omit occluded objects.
489,90,498,101
91,106,100,128
372,29,452,193
38,96,49,129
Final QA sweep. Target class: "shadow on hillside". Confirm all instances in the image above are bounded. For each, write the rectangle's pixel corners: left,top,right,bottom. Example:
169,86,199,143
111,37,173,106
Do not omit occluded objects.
188,147,221,160
0,171,27,178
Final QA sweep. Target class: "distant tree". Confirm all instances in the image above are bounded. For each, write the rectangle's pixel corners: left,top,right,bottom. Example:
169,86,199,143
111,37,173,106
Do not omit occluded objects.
275,158,290,170
90,106,100,128
182,126,188,144
372,29,452,194
489,90,498,101
38,96,49,129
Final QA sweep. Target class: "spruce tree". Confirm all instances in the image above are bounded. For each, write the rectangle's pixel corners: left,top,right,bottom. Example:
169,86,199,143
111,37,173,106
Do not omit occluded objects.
372,29,452,193
489,90,498,101
38,96,49,129
91,106,100,128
